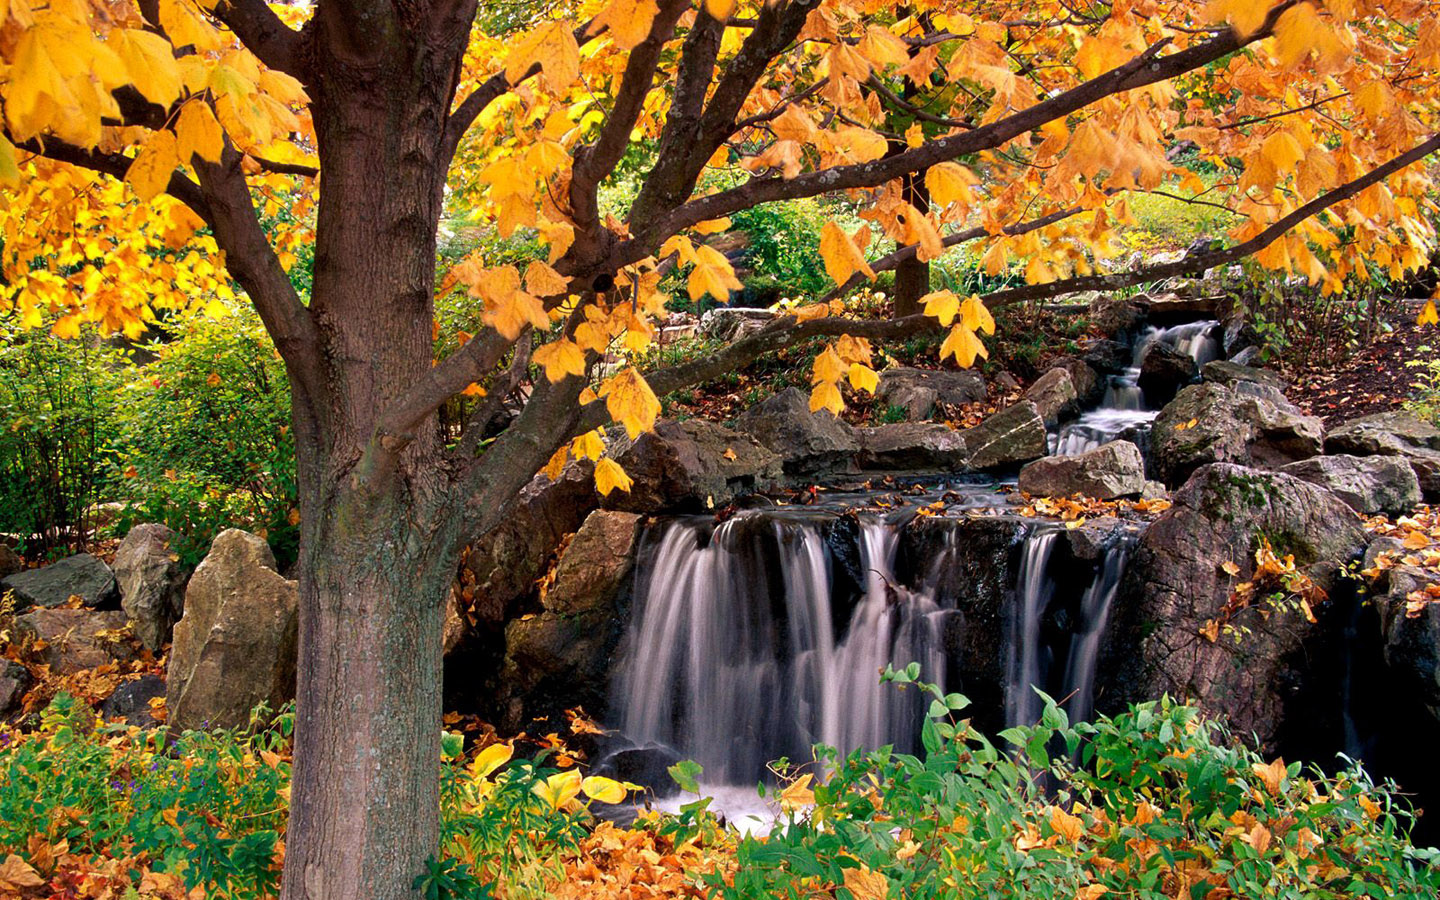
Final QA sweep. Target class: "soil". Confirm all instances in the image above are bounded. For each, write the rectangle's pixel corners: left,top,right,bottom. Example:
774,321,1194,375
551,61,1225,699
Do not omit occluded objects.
1287,306,1440,426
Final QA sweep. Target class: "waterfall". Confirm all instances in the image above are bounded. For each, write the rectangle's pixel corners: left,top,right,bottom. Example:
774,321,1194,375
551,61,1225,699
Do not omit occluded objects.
1005,530,1060,729
1052,319,1219,456
611,513,947,784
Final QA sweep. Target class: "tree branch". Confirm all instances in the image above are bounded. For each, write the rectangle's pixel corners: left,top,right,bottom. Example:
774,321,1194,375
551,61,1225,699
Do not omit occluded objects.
212,0,307,76
454,333,533,459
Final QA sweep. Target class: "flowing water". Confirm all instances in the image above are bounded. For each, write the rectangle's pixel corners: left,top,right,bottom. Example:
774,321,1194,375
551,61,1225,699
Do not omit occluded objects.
1051,319,1221,456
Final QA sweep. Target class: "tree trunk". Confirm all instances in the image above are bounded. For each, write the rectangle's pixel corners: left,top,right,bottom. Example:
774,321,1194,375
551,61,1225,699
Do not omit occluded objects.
893,169,931,318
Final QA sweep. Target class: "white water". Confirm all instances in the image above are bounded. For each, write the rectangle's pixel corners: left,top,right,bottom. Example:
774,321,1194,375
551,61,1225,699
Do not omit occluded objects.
1052,319,1220,456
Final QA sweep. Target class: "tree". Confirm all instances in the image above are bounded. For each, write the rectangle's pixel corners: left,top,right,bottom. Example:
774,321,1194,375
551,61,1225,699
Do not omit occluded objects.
3,0,1439,895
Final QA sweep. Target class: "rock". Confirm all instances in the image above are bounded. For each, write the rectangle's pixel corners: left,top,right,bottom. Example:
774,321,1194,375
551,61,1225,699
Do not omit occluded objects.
855,423,967,470
1141,480,1170,500
595,744,683,800
1363,548,1440,721
1082,340,1133,375
1018,441,1146,500
874,367,987,421
497,510,644,730
608,419,782,513
736,387,859,477
1325,411,1440,501
698,307,777,341
14,609,137,674
0,661,31,717
1279,455,1421,516
1150,383,1324,487
958,401,1048,471
461,462,600,630
1103,463,1365,753
167,529,298,732
0,545,19,580
1025,368,1079,427
994,371,1021,392
1048,356,1103,406
1201,360,1286,391
1229,345,1262,367
1222,316,1260,358
1137,342,1198,407
1088,293,1148,335
100,673,166,727
113,524,188,651
1,554,119,612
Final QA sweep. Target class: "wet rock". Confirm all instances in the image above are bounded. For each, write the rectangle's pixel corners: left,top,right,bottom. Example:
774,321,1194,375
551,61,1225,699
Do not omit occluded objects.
1326,412,1440,500
1025,368,1079,428
874,367,988,421
1018,441,1146,500
1201,360,1286,392
855,423,967,470
699,307,777,341
100,673,166,727
595,744,683,800
1137,342,1198,407
0,661,32,717
114,524,188,651
736,387,859,477
1,554,119,612
497,510,644,729
14,609,137,674
1065,516,1132,560
167,529,298,732
609,419,782,513
1103,463,1364,753
1222,317,1260,358
1082,340,1133,375
958,401,1048,471
1280,455,1421,516
1229,346,1262,367
1150,383,1324,487
1088,293,1148,335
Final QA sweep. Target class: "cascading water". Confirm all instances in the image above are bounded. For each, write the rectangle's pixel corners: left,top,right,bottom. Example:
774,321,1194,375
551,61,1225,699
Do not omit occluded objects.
1052,319,1220,456
610,513,948,785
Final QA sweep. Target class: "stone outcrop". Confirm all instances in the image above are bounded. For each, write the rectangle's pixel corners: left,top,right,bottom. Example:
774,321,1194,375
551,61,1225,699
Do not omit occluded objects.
14,609,137,674
1103,464,1364,752
167,529,298,732
1150,383,1323,486
736,387,859,476
1279,455,1421,516
1018,441,1146,500
608,419,782,513
1047,356,1102,406
1024,367,1079,428
0,660,30,718
1137,342,1198,407
1201,360,1285,391
113,524,188,651
855,423,967,470
699,307,777,341
874,367,987,421
1,553,119,611
957,401,1048,471
1326,411,1440,501
100,673,167,727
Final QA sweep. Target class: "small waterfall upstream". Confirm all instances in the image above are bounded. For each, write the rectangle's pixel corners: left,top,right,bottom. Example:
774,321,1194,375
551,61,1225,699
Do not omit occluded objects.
607,510,1137,792
1052,319,1220,456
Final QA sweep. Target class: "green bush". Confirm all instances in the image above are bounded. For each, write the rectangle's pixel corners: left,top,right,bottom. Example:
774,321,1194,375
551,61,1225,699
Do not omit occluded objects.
108,307,297,566
0,324,125,557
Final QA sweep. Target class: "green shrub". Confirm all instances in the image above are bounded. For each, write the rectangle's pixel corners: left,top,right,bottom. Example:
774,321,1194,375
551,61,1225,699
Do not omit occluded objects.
108,307,297,566
0,324,125,557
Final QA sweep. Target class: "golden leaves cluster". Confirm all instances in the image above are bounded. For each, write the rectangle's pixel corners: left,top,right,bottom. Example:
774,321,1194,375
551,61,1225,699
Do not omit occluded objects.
809,334,877,415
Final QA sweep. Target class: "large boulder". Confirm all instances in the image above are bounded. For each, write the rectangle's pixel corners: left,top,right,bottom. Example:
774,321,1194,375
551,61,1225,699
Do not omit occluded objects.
1088,293,1148,335
1150,383,1324,487
1201,359,1285,392
958,401,1048,470
1363,542,1440,721
736,387,859,476
1326,411,1440,500
100,673,167,727
855,423,967,470
1279,455,1421,516
699,307,777,341
874,367,987,421
1081,340,1133,375
608,419,782,513
14,609,137,674
1018,441,1146,500
1,554,119,611
167,529,298,732
497,510,643,729
1024,368,1079,428
113,524,188,651
1048,356,1103,406
1137,342,1198,407
1102,464,1364,753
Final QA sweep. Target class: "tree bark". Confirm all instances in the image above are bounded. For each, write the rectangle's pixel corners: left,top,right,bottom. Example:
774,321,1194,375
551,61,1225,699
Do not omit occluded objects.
892,168,930,318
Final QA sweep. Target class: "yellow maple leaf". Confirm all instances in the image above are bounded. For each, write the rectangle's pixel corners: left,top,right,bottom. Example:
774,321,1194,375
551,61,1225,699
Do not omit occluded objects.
542,445,569,480
126,128,181,202
779,773,816,811
1252,758,1286,796
926,162,978,208
533,338,586,382
848,363,879,394
810,381,844,415
571,429,606,462
687,244,742,302
594,458,633,495
112,29,182,109
482,289,548,340
811,346,847,385
175,100,225,164
940,324,988,368
0,136,19,188
922,289,960,325
1049,805,1085,843
819,221,876,287
1205,0,1270,39
959,294,995,335
602,367,660,438
594,0,660,50
524,260,570,297
842,864,889,900
1418,300,1438,327
505,20,580,91
693,216,732,235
